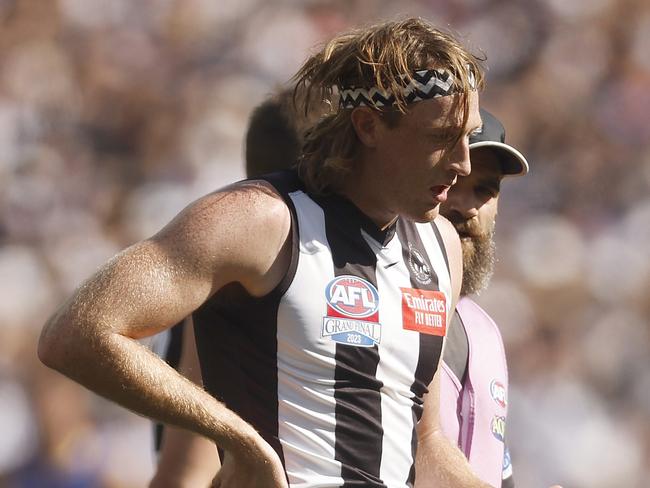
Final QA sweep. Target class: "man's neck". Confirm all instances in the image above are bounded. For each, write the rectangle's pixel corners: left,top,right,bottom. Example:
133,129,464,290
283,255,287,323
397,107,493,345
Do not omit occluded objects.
339,164,397,230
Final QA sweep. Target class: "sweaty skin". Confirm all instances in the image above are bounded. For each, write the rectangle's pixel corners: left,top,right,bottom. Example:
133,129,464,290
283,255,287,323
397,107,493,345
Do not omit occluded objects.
150,318,221,488
345,94,480,225
39,91,493,487
149,89,489,487
39,181,293,488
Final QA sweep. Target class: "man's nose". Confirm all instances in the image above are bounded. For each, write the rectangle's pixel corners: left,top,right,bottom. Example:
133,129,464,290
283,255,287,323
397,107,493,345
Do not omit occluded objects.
448,138,471,177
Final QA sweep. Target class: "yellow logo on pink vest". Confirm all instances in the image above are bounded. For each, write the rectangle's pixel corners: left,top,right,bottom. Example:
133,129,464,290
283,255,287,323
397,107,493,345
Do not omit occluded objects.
400,287,447,336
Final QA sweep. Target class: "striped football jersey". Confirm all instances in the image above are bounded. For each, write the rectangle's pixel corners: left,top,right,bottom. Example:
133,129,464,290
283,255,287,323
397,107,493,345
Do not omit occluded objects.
194,171,453,487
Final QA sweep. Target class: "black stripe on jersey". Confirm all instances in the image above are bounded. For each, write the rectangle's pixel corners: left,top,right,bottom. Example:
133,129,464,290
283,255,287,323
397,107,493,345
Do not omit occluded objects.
260,170,302,296
442,310,469,385
165,321,185,370
321,195,387,487
430,221,450,276
194,285,289,467
155,320,186,452
396,219,445,487
193,170,302,475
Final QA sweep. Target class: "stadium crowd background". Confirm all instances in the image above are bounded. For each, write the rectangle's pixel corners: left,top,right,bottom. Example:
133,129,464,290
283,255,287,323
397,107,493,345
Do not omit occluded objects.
0,0,649,486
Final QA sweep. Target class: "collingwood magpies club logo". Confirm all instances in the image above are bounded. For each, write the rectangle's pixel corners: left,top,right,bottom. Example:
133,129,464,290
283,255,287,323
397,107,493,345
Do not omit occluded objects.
407,243,432,285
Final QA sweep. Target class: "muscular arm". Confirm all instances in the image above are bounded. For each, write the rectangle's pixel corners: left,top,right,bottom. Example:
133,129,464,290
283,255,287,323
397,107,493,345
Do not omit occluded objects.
149,317,221,488
38,181,291,486
414,215,493,488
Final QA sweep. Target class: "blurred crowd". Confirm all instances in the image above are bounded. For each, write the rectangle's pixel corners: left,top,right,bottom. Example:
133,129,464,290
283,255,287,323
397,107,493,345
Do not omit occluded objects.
0,0,649,486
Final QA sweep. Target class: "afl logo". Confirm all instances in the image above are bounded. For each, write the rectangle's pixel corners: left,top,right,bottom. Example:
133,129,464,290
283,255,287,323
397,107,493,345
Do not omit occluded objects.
407,243,432,285
325,275,379,318
491,415,506,443
490,380,507,408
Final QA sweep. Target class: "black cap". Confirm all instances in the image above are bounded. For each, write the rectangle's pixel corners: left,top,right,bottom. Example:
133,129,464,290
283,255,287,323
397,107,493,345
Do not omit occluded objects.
469,109,529,176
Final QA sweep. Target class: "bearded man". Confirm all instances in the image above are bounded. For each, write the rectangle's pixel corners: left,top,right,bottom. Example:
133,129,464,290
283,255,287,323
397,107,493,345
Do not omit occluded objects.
436,109,528,488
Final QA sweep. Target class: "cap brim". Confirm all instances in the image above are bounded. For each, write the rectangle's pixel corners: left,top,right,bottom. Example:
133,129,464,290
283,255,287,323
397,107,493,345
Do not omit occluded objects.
469,141,529,176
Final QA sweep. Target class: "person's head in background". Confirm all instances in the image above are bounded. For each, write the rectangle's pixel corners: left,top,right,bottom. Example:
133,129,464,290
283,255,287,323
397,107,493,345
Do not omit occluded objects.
440,108,529,296
245,86,327,178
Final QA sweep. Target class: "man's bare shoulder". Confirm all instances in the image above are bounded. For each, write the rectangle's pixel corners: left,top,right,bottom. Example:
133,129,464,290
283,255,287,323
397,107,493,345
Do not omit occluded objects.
175,178,287,223
434,214,462,307
152,179,292,296
433,214,460,250
156,179,288,238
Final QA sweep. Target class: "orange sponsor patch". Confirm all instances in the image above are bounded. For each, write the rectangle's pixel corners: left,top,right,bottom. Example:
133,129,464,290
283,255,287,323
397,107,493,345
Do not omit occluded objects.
400,287,447,336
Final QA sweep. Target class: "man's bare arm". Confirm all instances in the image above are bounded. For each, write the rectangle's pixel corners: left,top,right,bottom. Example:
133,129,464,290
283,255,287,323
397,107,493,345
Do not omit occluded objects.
38,181,291,487
415,372,493,488
149,317,221,488
415,216,493,488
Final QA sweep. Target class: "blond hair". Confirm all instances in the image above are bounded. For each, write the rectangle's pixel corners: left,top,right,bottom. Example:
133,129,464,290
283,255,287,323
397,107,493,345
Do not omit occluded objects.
292,17,485,194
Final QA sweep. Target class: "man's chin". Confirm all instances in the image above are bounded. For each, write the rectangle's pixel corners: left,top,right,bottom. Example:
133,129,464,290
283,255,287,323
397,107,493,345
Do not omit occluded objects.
409,206,440,223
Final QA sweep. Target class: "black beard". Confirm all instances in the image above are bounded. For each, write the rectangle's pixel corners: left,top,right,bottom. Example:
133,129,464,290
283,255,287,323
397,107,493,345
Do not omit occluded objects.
460,228,496,296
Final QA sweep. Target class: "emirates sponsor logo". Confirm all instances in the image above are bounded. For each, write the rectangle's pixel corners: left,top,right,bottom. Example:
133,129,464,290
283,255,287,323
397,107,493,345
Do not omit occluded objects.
400,287,447,336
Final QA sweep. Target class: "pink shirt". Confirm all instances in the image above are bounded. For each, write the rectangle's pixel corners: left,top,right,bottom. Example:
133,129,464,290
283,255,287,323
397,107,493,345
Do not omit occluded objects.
440,297,509,487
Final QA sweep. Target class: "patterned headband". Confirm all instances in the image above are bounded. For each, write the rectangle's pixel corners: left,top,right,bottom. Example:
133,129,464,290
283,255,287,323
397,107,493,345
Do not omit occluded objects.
338,68,475,109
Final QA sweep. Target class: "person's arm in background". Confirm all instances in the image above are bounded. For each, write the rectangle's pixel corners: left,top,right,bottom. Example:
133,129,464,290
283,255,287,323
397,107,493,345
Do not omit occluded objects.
414,216,493,488
38,181,291,488
415,217,562,488
150,317,221,488
416,373,493,487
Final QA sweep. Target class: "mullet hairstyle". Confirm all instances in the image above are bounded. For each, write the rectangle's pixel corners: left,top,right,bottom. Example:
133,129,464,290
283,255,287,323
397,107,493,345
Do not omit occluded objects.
292,17,485,195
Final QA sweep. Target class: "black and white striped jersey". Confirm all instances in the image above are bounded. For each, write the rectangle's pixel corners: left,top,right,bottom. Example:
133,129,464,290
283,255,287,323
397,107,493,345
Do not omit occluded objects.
194,171,452,488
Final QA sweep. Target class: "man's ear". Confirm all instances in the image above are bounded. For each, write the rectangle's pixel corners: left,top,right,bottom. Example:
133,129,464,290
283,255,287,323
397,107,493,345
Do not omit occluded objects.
350,107,382,148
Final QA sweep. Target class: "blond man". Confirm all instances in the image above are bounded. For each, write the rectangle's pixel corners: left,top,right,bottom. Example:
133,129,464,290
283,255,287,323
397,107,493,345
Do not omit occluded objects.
40,18,490,488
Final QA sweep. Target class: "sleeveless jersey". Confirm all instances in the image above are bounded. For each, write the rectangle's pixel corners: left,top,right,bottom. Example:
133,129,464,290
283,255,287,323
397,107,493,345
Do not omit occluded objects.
194,171,453,488
440,297,509,487
149,321,185,453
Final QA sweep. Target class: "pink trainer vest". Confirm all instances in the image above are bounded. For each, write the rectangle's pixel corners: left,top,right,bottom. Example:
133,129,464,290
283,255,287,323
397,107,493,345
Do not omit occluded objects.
440,296,509,487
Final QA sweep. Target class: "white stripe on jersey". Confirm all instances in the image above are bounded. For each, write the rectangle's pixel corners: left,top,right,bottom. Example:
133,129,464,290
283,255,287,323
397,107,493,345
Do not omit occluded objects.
416,222,453,317
366,229,423,485
275,191,452,488
277,190,343,487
